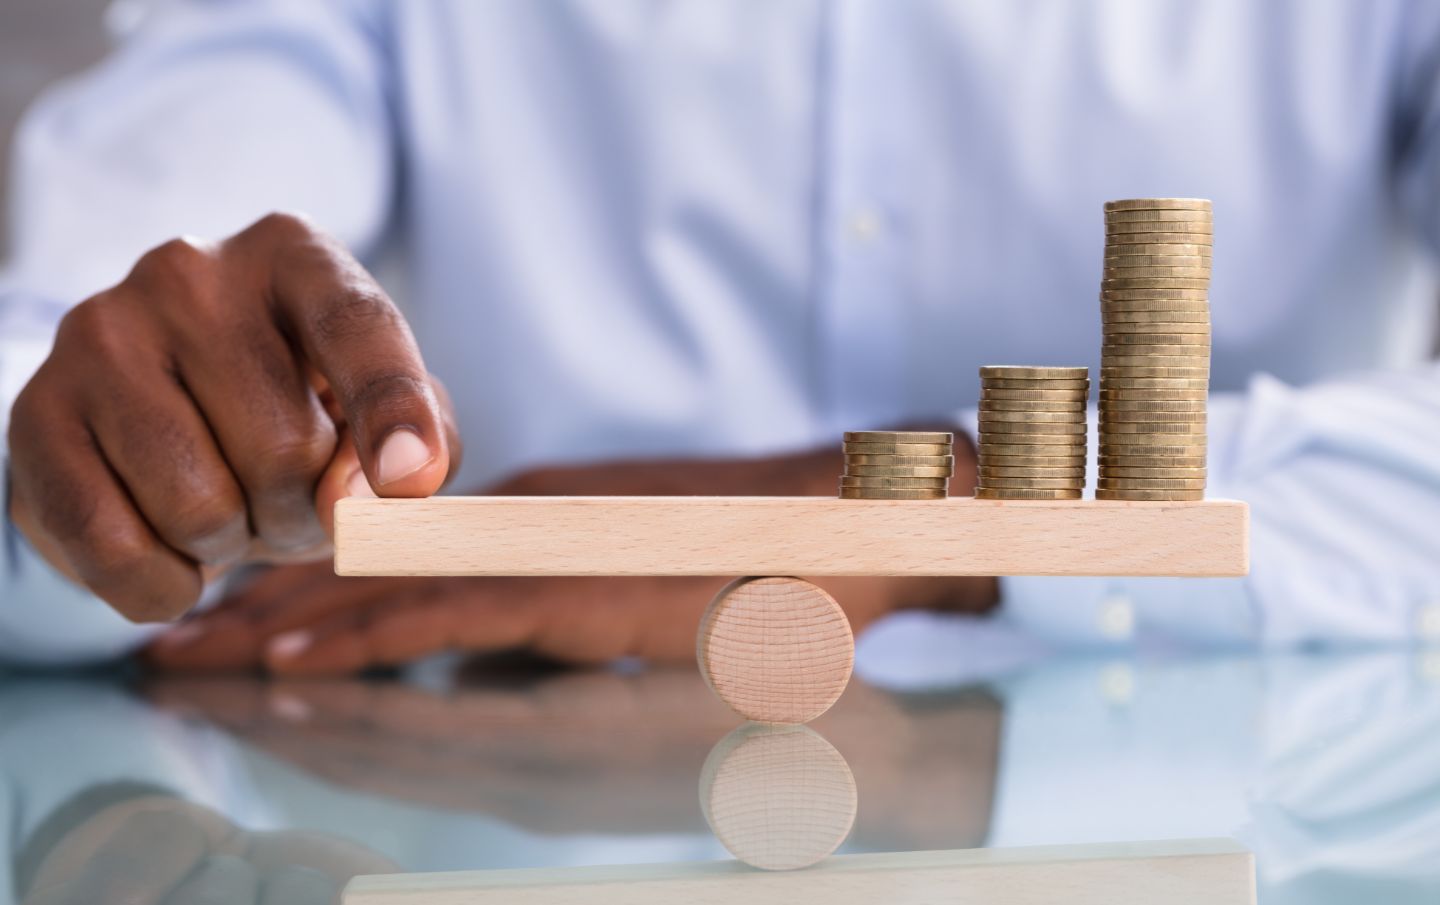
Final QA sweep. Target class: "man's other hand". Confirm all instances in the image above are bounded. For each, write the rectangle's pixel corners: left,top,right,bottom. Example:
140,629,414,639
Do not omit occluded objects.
7,213,460,623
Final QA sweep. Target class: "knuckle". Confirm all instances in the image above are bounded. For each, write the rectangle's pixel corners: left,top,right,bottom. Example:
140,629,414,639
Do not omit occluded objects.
133,236,213,283
311,286,401,344
347,370,429,421
255,425,338,487
167,497,246,558
251,210,316,241
55,297,143,371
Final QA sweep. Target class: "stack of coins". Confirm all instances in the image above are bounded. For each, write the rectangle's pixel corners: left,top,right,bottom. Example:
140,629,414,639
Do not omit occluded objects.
1099,198,1211,501
975,366,1089,500
839,431,954,500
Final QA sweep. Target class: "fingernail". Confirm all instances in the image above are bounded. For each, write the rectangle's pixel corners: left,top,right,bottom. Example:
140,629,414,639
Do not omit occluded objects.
153,622,207,650
346,468,375,498
268,631,314,661
377,428,433,486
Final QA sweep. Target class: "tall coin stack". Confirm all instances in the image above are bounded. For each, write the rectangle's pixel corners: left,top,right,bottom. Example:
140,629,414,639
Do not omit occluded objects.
840,431,954,500
1098,198,1211,501
975,366,1089,500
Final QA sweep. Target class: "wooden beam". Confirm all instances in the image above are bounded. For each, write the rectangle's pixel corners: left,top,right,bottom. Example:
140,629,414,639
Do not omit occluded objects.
343,838,1256,904
334,496,1248,578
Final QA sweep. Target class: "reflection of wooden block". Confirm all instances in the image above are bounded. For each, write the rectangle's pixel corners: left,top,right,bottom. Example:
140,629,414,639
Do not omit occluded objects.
697,578,853,724
700,723,856,870
335,497,1249,578
344,838,1256,904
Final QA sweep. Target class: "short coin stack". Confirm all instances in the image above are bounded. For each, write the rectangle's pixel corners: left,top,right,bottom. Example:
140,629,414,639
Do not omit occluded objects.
839,431,954,500
974,366,1089,500
1099,198,1211,501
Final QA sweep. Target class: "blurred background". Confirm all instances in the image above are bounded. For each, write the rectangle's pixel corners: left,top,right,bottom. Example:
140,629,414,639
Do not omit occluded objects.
0,0,109,257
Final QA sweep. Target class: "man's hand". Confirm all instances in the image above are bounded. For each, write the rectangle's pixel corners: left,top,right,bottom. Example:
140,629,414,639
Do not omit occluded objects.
145,449,997,674
6,213,459,623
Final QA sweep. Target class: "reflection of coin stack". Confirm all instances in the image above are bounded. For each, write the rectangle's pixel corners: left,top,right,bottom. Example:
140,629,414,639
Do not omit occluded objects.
974,367,1090,500
1099,199,1211,501
839,431,954,500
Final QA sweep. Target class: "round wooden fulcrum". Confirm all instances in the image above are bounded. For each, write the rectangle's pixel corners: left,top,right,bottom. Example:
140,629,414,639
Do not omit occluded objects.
696,577,854,724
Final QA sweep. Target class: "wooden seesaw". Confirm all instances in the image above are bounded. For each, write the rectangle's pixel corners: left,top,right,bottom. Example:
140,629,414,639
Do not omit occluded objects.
334,495,1249,724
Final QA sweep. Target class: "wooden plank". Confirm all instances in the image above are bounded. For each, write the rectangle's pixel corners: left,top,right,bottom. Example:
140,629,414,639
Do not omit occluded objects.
343,838,1256,905
334,496,1248,578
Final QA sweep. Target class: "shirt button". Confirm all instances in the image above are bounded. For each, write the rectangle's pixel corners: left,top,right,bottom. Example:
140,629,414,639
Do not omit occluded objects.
1098,594,1135,641
848,209,883,242
1419,604,1440,641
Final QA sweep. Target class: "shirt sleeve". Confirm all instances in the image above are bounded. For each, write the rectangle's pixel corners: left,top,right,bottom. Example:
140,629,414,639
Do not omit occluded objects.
990,366,1440,647
0,0,394,664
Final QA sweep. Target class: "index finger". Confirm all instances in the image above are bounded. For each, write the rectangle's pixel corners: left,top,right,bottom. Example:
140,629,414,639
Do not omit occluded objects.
239,213,450,498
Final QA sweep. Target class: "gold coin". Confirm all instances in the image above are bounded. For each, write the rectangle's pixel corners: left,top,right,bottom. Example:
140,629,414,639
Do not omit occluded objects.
980,399,1087,412
979,366,1089,380
1104,209,1213,223
1106,220,1213,234
1102,267,1211,280
845,454,954,466
976,409,1086,424
977,419,1086,435
1101,416,1207,428
981,377,1091,390
1101,288,1210,302
843,442,954,456
1103,321,1212,335
1099,399,1206,412
980,451,1086,464
1103,198,1212,212
1106,231,1214,245
1102,419,1205,433
843,430,953,444
841,476,950,489
974,488,1083,500
1099,443,1207,456
1104,332,1211,346
1099,376,1210,389
1103,254,1211,267
1103,243,1212,257
1103,340,1211,354
1095,489,1205,501
1098,456,1207,468
1098,478,1206,490
978,465,1086,478
1101,298,1212,311
978,477,1086,490
838,487,948,500
982,437,1087,451
1103,311,1212,325
981,387,1090,401
980,443,1088,458
1099,389,1208,401
1102,357,1211,370
845,464,954,478
1100,466,1207,479
1101,278,1211,290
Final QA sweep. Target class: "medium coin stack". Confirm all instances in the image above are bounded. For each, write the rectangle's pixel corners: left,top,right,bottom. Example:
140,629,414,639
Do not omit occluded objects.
840,431,954,500
1099,198,1211,501
975,366,1089,500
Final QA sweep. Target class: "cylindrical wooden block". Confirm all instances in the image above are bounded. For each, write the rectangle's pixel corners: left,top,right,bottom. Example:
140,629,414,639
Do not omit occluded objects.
700,723,857,871
696,577,854,725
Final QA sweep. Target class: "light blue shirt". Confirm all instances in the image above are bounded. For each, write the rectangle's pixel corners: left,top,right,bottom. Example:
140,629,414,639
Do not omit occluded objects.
4,0,1440,664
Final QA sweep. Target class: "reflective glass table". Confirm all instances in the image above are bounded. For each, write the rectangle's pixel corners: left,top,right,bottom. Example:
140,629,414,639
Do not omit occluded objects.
4,615,1438,904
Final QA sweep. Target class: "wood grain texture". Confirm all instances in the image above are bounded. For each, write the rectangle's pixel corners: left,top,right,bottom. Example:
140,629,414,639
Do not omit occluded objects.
699,723,857,870
697,579,853,725
343,838,1255,905
334,497,1249,577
